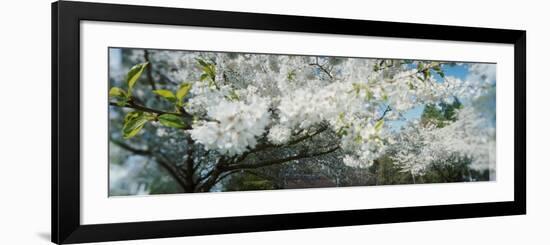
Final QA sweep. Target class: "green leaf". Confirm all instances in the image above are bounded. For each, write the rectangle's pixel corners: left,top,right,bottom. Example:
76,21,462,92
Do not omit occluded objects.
176,83,192,102
123,111,141,124
375,119,384,132
158,114,186,129
352,83,361,96
374,63,380,72
366,89,374,101
122,111,153,139
126,62,149,92
153,89,176,102
109,87,127,98
354,135,363,143
200,73,209,81
196,58,216,82
228,90,240,101
423,69,431,80
287,70,297,81
337,128,348,136
196,58,208,67
203,65,216,80
116,97,128,107
110,87,129,106
417,62,424,71
338,112,345,121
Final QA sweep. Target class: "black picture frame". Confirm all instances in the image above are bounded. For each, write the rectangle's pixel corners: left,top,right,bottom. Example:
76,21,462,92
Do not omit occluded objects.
52,1,526,244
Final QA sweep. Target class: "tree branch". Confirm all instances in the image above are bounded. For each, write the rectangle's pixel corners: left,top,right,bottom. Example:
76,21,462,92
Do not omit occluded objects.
143,50,157,91
109,100,196,130
109,138,190,191
386,62,439,83
287,125,328,145
155,155,191,192
213,169,242,186
231,125,329,164
110,138,150,155
182,137,197,191
109,98,223,129
198,145,340,192
376,106,392,121
224,145,341,171
309,57,333,79
109,100,180,116
196,158,228,192
199,145,338,190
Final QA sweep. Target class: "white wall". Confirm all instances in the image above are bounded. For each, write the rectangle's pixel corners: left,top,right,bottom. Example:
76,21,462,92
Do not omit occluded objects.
0,0,547,244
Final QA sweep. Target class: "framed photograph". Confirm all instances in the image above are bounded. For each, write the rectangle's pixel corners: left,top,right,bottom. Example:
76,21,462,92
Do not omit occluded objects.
52,1,526,244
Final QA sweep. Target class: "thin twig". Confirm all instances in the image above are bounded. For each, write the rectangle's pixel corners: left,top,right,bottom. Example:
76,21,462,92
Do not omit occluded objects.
110,138,150,155
109,100,180,116
309,57,333,79
143,50,157,91
109,138,189,190
376,106,392,121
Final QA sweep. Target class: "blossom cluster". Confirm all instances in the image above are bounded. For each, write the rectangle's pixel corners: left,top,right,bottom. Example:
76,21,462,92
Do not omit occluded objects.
391,107,496,178
189,86,270,156
267,124,292,145
121,49,495,172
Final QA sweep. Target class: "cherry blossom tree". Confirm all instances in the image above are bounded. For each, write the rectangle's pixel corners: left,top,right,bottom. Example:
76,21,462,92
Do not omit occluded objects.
108,48,496,194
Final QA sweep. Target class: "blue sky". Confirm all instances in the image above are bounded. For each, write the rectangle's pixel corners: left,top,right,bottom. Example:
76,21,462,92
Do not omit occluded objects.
386,64,471,131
